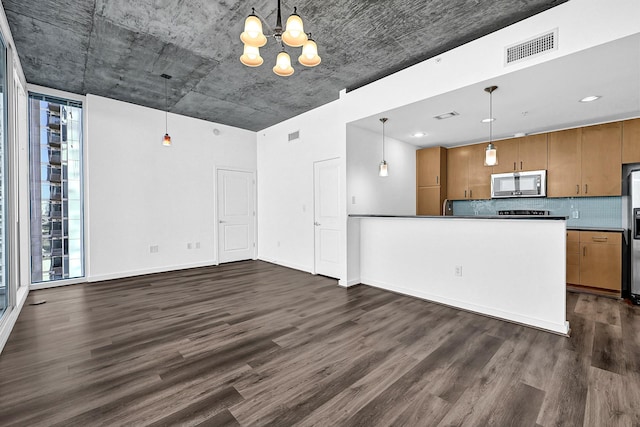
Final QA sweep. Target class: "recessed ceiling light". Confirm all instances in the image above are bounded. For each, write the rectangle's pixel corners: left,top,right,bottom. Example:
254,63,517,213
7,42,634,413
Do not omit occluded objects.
412,132,426,137
433,111,459,120
580,95,601,102
481,118,496,123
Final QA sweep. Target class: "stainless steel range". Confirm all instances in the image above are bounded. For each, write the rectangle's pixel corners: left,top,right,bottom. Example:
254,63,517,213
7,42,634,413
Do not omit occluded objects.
497,210,550,216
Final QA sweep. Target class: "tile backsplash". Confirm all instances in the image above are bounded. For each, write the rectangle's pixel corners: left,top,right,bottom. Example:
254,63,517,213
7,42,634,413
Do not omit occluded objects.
453,196,622,228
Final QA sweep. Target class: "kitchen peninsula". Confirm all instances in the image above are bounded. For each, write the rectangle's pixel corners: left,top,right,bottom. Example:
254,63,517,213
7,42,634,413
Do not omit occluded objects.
346,214,570,335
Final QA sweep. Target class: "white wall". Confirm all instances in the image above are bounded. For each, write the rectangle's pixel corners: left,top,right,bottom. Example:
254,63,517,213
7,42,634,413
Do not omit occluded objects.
347,125,417,215
257,0,640,284
257,100,345,273
86,95,256,281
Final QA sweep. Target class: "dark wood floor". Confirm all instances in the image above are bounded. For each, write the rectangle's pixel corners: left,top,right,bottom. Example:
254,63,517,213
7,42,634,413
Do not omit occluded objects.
0,260,638,426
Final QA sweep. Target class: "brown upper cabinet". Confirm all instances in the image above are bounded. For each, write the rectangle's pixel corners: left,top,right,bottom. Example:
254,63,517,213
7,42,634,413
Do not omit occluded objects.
622,118,640,164
492,134,548,173
416,147,447,215
581,122,622,196
446,143,491,200
548,128,582,197
417,146,446,187
547,123,621,197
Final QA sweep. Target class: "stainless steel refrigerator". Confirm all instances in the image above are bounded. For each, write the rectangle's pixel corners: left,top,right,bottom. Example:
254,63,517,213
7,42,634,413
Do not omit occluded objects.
629,170,640,303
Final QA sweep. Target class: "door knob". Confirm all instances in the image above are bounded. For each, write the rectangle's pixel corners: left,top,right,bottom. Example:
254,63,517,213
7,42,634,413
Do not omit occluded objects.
314,222,321,226
219,220,227,223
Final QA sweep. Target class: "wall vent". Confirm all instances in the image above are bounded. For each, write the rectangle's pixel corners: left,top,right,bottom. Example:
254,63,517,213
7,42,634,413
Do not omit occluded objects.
505,28,558,66
288,130,300,142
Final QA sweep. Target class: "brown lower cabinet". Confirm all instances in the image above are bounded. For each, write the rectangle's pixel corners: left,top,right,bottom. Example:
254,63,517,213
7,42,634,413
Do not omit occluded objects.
566,230,621,293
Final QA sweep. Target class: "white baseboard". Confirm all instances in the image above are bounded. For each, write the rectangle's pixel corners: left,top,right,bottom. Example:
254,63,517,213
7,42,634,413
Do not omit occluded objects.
30,278,86,290
0,285,30,354
361,277,570,336
258,257,312,274
338,279,360,288
88,261,218,283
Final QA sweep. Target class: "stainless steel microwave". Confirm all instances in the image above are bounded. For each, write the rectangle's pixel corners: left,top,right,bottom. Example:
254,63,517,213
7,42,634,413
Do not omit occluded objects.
491,170,546,198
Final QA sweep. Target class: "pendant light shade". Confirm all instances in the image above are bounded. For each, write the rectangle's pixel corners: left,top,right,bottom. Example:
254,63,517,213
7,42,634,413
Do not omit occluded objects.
240,44,264,67
273,50,294,76
240,11,267,47
379,117,389,177
379,160,389,177
485,143,497,166
282,9,307,47
484,85,498,166
298,35,321,67
161,73,172,147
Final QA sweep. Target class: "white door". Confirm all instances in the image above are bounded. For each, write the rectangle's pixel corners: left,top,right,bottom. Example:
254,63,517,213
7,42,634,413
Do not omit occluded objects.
314,158,341,279
217,169,256,263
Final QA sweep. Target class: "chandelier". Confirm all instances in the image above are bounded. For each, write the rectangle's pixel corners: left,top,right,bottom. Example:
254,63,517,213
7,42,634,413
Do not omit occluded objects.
240,0,321,76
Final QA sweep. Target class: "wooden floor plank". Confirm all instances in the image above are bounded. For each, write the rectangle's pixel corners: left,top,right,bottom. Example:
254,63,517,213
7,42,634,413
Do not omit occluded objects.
584,366,634,426
0,260,638,426
591,322,625,375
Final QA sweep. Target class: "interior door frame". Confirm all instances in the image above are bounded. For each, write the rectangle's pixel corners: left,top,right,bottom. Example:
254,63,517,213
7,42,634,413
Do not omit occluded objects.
214,166,257,265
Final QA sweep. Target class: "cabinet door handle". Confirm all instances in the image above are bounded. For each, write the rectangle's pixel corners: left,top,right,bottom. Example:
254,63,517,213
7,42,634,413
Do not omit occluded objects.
513,162,516,171
464,190,467,198
436,176,439,184
583,246,586,256
470,189,473,198
576,185,579,194
592,237,608,242
520,161,523,170
585,184,588,194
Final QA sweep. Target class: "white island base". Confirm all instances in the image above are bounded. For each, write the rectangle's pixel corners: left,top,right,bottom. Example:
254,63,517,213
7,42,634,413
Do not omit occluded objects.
346,215,570,335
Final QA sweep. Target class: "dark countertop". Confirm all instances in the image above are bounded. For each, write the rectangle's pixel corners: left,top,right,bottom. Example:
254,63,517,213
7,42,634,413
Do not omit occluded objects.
349,214,568,220
567,226,626,233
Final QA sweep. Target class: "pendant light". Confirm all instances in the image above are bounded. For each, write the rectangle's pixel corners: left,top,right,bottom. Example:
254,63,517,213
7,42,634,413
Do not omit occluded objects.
484,85,498,166
282,7,307,47
161,74,172,147
240,0,320,76
241,9,268,47
379,118,389,177
273,47,295,76
298,34,321,67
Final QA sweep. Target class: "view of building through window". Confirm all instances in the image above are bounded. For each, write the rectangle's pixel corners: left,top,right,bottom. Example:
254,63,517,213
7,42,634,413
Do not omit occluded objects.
29,94,83,283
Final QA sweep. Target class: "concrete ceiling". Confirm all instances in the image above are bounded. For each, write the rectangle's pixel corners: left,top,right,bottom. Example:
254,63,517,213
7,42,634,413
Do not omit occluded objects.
351,33,640,147
3,0,568,131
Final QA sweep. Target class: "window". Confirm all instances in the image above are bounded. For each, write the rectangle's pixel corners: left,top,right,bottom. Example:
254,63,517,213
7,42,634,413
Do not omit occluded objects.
29,94,83,283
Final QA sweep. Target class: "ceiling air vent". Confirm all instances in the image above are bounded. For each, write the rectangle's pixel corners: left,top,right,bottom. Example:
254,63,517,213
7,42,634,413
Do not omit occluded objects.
288,130,301,142
433,111,459,120
505,28,558,66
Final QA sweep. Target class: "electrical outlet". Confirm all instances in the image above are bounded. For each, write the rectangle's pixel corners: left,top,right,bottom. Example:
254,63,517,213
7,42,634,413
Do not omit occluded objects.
150,245,159,253
187,243,192,249
195,242,200,249
352,196,356,204
572,210,580,219
455,265,463,277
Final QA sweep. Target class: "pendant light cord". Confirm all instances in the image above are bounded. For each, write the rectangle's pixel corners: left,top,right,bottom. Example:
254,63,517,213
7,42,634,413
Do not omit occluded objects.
380,117,388,160
382,120,385,160
489,89,493,143
165,78,168,134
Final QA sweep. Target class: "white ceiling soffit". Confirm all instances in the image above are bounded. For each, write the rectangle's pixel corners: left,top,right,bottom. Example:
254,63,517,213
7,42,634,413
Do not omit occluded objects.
350,33,640,148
